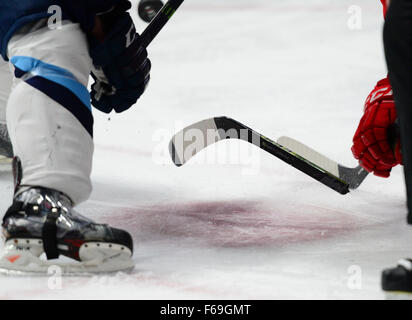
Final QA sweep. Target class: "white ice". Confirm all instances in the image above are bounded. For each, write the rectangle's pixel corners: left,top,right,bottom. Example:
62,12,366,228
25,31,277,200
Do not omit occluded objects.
0,0,411,299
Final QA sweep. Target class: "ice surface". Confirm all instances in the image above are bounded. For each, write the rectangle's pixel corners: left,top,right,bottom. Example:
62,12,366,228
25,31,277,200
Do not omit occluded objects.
0,0,410,299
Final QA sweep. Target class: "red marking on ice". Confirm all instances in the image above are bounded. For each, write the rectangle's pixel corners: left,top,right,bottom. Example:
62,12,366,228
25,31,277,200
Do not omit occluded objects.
98,200,367,248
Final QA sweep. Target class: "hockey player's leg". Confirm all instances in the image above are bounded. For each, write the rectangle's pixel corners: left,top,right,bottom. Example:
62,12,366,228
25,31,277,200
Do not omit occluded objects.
6,79,94,203
384,0,412,223
0,21,134,274
382,0,412,295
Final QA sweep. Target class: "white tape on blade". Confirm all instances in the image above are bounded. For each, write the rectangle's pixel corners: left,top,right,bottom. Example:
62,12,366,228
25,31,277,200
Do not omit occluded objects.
171,118,219,165
277,136,340,177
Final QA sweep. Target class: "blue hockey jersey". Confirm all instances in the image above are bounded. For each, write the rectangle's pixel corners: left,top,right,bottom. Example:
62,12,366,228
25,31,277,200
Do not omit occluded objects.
0,0,127,60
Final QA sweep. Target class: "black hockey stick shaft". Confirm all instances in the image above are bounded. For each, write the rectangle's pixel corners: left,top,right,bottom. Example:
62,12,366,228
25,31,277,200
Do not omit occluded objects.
170,117,351,194
141,0,185,47
212,117,350,195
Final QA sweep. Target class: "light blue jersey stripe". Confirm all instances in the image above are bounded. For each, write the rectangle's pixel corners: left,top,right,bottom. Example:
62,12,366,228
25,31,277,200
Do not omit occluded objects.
10,56,91,111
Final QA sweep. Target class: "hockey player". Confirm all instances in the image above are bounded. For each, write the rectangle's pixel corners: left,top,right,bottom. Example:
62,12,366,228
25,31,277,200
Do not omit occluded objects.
381,0,412,294
352,0,412,294
351,0,400,179
0,0,151,274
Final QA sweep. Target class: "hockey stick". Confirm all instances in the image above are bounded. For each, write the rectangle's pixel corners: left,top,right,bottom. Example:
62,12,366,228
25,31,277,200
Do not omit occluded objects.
169,117,367,195
141,0,185,47
276,136,368,190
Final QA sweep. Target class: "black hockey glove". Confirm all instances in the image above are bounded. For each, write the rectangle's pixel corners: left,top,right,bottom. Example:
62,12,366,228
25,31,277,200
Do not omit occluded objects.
89,10,151,113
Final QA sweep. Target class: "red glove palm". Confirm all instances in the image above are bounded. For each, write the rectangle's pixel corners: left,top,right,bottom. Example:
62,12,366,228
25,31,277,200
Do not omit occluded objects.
351,78,402,178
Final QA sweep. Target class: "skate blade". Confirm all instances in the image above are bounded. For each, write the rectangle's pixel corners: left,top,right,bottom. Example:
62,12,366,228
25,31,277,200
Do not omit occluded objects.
385,291,412,300
0,241,134,276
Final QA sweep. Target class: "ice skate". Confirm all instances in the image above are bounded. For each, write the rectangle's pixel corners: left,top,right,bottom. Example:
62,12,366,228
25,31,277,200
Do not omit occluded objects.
0,187,134,275
382,259,412,299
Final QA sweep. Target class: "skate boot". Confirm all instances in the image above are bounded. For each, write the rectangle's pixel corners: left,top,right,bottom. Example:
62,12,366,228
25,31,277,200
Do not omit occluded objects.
382,259,412,299
0,123,12,168
0,187,134,275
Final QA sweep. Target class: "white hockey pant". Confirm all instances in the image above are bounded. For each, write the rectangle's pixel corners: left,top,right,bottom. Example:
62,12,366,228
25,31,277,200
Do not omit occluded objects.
0,21,94,205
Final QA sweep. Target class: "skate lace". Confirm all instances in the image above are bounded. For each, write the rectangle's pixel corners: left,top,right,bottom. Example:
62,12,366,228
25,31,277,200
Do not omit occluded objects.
14,188,95,225
0,123,12,157
0,124,9,142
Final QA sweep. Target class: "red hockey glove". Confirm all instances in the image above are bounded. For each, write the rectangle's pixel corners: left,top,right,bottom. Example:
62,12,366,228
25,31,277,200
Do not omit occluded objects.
351,78,402,178
380,0,389,18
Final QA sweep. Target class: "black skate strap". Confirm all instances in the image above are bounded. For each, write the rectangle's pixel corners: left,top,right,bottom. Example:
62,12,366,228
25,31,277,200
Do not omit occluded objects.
42,208,60,260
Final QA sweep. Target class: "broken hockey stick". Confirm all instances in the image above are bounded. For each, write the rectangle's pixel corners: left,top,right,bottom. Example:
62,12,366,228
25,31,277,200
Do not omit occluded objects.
169,117,368,195
141,0,185,47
